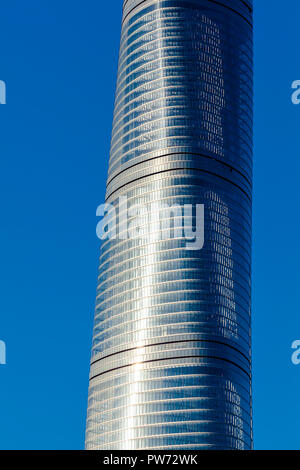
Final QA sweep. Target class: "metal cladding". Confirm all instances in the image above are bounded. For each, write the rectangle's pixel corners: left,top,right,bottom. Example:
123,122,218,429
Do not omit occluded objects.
86,0,253,450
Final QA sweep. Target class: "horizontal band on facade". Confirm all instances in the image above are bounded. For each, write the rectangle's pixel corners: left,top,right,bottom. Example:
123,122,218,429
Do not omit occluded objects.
87,439,251,451
87,388,252,418
86,398,253,431
106,151,252,191
90,338,251,366
89,354,251,381
86,417,253,443
122,0,253,27
123,0,253,9
106,165,252,203
86,425,252,449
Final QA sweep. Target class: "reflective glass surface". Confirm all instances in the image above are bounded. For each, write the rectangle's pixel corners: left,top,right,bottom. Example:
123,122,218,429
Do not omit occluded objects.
86,0,253,450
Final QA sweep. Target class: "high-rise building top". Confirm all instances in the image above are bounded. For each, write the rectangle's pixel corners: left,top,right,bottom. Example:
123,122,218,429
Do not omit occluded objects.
86,0,253,450
123,0,253,20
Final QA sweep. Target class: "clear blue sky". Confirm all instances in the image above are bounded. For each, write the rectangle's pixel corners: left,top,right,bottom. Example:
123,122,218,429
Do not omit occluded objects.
0,0,299,450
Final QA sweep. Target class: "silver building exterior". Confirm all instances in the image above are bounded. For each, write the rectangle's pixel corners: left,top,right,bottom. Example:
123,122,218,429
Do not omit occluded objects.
86,0,253,450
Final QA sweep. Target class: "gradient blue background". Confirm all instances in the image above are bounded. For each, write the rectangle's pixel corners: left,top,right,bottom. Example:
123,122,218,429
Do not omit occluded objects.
0,0,299,450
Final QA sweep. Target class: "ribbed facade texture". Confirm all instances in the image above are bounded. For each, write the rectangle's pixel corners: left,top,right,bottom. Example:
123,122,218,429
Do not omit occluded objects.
86,0,253,450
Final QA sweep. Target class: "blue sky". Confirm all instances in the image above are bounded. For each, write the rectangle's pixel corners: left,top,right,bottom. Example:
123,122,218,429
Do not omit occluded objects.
0,0,299,450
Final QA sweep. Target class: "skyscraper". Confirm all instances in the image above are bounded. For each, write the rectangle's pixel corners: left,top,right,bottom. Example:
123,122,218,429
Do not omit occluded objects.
86,0,253,450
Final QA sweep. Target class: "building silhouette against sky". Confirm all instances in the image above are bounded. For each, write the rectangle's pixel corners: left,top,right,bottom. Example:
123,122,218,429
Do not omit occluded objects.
86,0,253,450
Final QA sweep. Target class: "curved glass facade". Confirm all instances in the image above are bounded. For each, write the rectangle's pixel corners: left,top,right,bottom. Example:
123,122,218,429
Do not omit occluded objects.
86,0,253,450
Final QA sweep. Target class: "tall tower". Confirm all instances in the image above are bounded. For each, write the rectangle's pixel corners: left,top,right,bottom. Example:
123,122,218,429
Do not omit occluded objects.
86,0,253,450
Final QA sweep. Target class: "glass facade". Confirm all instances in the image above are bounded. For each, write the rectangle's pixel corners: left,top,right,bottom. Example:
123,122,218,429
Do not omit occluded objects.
86,0,253,450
